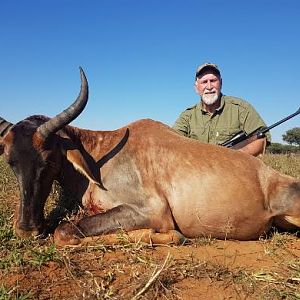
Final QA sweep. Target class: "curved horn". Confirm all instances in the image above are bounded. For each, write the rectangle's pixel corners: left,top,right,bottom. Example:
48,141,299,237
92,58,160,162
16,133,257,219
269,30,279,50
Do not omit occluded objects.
38,67,89,139
0,117,13,137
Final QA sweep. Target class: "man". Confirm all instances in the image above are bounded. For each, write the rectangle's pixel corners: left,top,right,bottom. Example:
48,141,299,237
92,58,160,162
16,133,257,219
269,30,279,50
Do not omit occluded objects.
173,63,270,156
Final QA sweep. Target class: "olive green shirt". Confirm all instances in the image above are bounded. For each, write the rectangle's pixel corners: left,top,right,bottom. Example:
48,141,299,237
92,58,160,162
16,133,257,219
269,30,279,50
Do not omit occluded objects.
173,94,271,145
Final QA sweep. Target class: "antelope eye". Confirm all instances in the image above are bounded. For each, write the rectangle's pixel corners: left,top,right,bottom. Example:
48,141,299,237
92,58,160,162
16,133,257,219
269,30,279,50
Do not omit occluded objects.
7,158,15,167
6,155,17,168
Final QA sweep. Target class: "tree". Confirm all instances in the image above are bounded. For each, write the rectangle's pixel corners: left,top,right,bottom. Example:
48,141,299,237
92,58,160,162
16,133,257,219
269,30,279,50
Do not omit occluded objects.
267,142,299,154
282,127,300,147
267,142,286,154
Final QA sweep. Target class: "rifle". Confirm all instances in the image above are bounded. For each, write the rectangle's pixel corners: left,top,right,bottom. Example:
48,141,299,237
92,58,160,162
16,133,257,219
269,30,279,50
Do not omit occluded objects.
220,107,300,149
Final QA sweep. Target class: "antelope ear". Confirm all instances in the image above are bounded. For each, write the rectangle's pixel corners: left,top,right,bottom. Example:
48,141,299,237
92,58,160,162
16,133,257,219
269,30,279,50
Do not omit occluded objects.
65,148,101,186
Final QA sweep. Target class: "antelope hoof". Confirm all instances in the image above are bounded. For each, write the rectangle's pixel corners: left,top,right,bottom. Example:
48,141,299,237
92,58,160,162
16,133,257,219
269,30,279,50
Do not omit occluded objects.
54,222,85,247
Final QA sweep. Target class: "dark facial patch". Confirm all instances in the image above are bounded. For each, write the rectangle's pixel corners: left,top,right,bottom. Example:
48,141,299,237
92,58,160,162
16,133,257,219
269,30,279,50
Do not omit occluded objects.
290,182,300,195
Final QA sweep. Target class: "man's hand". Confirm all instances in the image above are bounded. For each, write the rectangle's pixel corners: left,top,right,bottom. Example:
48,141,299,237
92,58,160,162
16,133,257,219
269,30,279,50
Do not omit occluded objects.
237,137,267,156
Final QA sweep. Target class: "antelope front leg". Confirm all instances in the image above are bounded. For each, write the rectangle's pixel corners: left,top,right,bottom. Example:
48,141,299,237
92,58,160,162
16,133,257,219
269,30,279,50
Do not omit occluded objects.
53,204,185,247
54,204,151,246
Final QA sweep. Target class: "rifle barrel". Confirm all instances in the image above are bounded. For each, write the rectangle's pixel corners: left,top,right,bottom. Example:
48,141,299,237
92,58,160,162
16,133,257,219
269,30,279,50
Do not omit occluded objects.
260,107,300,134
221,107,300,148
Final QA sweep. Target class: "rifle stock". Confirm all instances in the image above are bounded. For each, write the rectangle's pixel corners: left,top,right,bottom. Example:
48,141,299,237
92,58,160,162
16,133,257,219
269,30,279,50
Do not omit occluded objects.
229,133,264,150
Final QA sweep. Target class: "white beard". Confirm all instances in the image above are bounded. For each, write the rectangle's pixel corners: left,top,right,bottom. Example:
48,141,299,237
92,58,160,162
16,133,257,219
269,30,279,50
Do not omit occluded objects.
202,93,219,105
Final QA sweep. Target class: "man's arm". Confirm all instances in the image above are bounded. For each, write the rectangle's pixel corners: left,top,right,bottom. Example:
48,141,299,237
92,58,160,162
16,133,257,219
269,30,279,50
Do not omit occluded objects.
172,110,191,137
237,137,267,156
240,102,271,153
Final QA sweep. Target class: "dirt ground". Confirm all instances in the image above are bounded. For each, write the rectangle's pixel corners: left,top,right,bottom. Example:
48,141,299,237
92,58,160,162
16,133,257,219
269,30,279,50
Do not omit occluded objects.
1,230,300,299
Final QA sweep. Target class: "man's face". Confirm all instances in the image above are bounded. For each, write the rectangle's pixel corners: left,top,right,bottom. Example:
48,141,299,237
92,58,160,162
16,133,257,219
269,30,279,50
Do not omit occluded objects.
195,71,222,105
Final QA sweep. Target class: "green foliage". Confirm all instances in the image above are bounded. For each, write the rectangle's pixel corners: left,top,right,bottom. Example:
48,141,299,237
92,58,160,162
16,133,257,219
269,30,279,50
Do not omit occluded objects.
282,127,300,146
0,249,24,270
267,127,300,154
0,208,14,243
0,285,32,300
28,245,59,266
267,142,299,154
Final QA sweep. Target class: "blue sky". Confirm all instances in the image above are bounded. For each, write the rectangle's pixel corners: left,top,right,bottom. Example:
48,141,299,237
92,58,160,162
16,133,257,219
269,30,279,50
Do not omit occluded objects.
1,0,299,143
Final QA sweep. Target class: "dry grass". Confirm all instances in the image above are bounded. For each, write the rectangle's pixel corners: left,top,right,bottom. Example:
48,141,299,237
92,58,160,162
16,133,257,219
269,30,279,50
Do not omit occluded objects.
262,153,300,178
0,154,300,299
